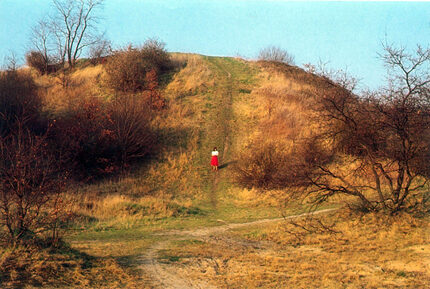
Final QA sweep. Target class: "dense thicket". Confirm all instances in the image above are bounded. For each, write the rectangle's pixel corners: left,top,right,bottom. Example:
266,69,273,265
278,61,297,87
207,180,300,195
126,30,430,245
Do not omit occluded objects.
104,39,171,92
0,67,66,244
0,69,42,135
50,95,155,178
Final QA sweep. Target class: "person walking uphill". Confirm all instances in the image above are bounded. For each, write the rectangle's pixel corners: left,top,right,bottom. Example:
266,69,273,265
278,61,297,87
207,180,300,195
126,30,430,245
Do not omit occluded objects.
211,147,219,171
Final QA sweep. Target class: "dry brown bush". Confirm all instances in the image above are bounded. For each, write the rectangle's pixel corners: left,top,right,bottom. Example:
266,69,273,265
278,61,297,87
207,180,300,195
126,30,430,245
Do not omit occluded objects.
0,68,42,136
104,39,171,92
25,51,48,74
50,94,155,178
0,127,67,245
0,63,71,246
106,94,156,166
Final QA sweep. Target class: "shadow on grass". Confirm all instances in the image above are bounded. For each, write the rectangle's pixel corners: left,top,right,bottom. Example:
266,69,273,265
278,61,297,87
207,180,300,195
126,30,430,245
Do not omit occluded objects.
219,160,237,170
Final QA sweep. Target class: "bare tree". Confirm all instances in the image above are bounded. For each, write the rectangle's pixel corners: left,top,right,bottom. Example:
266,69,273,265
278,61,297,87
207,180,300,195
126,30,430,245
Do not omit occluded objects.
258,45,295,65
89,37,111,64
303,59,359,92
29,18,52,73
51,0,104,67
288,44,430,213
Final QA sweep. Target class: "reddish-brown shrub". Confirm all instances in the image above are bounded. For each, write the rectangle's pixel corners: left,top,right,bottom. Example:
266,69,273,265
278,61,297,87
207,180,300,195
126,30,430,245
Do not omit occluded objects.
104,39,171,93
143,69,166,110
0,127,66,244
0,68,43,136
25,51,48,74
106,95,156,165
50,95,155,178
50,96,108,178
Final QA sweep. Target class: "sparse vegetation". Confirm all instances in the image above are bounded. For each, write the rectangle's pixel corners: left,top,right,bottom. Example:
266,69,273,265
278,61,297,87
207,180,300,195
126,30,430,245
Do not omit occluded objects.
258,45,295,65
0,243,137,288
89,39,111,65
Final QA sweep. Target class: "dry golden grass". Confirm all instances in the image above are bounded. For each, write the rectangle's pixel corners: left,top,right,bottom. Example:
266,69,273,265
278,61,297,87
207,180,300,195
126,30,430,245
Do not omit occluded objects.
233,61,319,153
0,244,138,288
165,54,214,98
34,64,106,116
65,190,200,230
160,210,429,288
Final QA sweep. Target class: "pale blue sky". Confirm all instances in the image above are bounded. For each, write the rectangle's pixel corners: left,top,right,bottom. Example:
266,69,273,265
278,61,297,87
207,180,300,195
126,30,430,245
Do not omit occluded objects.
1,0,430,89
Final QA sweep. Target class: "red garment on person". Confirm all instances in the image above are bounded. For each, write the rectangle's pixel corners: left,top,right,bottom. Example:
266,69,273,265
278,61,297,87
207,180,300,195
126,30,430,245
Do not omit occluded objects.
211,155,219,166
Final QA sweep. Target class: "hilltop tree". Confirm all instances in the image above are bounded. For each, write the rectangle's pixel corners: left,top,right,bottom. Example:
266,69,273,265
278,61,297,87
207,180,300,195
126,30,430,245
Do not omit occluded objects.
28,18,52,73
89,38,111,64
51,0,104,67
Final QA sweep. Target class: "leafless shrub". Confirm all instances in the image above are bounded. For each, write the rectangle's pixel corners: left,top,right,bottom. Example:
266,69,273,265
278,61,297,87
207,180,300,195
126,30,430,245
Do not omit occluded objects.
50,94,155,178
258,46,295,65
0,124,67,245
25,51,49,74
233,139,324,190
105,94,156,166
89,38,111,65
303,59,359,91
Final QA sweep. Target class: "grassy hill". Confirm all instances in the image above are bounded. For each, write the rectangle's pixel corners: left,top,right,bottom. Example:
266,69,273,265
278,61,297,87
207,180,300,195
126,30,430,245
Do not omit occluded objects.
1,55,429,288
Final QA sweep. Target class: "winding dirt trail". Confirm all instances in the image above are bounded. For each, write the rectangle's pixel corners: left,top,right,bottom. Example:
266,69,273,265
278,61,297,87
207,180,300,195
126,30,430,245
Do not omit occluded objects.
138,208,336,289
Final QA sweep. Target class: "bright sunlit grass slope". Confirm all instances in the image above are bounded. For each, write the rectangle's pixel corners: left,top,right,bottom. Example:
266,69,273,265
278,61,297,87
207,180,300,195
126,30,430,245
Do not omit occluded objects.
46,55,330,241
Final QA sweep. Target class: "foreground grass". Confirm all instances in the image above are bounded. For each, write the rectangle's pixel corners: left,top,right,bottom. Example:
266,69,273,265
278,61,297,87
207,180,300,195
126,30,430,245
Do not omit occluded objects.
159,210,430,289
0,242,138,288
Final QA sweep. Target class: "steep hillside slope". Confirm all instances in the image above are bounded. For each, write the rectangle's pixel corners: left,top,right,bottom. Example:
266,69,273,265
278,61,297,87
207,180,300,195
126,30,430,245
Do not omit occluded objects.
7,55,427,289
34,54,328,217
150,54,329,215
